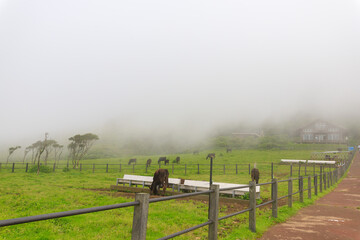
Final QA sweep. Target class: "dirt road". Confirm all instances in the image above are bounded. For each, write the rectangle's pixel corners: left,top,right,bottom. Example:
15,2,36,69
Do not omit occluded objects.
260,151,360,240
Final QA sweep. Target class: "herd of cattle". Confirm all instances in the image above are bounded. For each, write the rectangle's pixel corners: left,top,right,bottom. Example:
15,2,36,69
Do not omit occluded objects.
137,151,261,196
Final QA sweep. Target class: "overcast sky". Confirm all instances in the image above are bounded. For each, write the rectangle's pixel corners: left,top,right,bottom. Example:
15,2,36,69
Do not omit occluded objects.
0,0,360,147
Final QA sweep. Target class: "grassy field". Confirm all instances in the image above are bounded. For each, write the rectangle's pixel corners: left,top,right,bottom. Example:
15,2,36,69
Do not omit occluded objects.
0,147,347,239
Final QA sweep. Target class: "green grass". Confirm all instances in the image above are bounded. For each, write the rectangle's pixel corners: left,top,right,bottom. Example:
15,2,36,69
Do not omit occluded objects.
0,147,350,239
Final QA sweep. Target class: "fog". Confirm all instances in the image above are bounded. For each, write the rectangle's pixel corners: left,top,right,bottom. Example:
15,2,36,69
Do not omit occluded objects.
1,1,360,152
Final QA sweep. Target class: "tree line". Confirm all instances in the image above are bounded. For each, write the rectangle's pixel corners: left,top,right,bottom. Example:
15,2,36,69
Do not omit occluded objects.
5,132,99,174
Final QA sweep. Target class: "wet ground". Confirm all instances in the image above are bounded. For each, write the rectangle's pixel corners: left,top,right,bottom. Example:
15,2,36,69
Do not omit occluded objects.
260,151,360,240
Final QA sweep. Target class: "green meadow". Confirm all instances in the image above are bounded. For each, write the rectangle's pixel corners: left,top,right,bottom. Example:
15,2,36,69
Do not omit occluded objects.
0,147,346,239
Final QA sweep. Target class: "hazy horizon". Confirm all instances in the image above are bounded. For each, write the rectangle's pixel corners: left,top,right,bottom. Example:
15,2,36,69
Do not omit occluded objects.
1,1,359,151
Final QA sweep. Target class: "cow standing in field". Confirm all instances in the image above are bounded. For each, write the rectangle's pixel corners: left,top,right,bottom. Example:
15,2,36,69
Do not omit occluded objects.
158,157,166,164
226,148,232,153
173,156,180,164
128,158,136,165
251,166,260,184
206,153,216,160
146,159,152,167
164,159,169,165
149,169,169,195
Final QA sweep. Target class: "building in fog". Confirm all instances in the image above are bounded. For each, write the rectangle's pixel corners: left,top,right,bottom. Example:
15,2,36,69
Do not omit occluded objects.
298,120,347,144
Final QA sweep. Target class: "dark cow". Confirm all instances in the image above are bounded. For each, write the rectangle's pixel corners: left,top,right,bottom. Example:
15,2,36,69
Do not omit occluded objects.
206,153,216,160
165,159,169,165
173,156,180,164
226,148,232,153
149,169,169,195
128,158,136,165
146,159,152,167
158,157,167,164
251,168,260,184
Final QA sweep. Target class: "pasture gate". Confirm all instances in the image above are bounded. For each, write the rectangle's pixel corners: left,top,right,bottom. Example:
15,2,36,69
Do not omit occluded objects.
0,151,354,239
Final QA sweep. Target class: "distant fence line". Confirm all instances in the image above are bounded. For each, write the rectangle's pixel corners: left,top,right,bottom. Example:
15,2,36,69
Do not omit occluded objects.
0,161,341,179
0,150,354,240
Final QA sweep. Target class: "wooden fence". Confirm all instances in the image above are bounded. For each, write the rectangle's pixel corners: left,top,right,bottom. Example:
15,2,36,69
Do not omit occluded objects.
0,151,354,239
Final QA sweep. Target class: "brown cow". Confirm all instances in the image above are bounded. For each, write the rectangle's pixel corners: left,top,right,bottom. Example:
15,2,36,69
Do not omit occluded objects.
158,157,166,164
128,158,136,165
146,159,152,167
251,168,260,184
173,156,180,164
149,169,169,195
206,153,216,160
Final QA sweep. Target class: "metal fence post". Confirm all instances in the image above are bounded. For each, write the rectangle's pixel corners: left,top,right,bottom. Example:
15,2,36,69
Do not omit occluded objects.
272,179,278,218
288,178,293,208
208,184,219,240
12,163,15,173
131,193,149,240
308,176,311,199
249,181,256,232
299,176,303,203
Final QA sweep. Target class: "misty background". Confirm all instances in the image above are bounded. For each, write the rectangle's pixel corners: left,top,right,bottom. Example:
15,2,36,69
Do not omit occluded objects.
1,1,360,158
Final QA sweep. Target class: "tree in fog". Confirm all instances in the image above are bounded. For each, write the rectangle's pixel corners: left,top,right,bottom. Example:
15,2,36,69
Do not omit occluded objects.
53,143,63,164
6,146,21,164
68,133,99,168
22,146,31,163
43,139,57,165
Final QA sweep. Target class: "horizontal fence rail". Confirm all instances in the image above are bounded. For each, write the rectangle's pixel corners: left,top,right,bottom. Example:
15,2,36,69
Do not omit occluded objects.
0,150,354,240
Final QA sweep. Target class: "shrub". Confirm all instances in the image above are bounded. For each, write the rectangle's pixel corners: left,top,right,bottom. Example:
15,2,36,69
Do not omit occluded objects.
28,165,52,173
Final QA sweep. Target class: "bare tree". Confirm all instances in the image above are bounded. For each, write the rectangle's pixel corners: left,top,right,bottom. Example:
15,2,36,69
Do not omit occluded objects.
6,146,21,165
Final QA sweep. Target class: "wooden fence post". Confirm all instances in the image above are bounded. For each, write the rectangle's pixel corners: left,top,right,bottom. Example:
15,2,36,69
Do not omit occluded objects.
288,178,293,208
299,176,303,203
298,163,301,177
290,163,293,177
271,162,274,179
272,179,278,218
12,163,15,173
314,174,318,196
119,164,122,172
327,172,330,188
308,176,311,199
319,168,323,193
305,163,307,176
53,163,56,172
208,184,219,240
248,164,250,175
131,193,149,240
323,173,326,191
249,181,256,233
25,163,28,172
